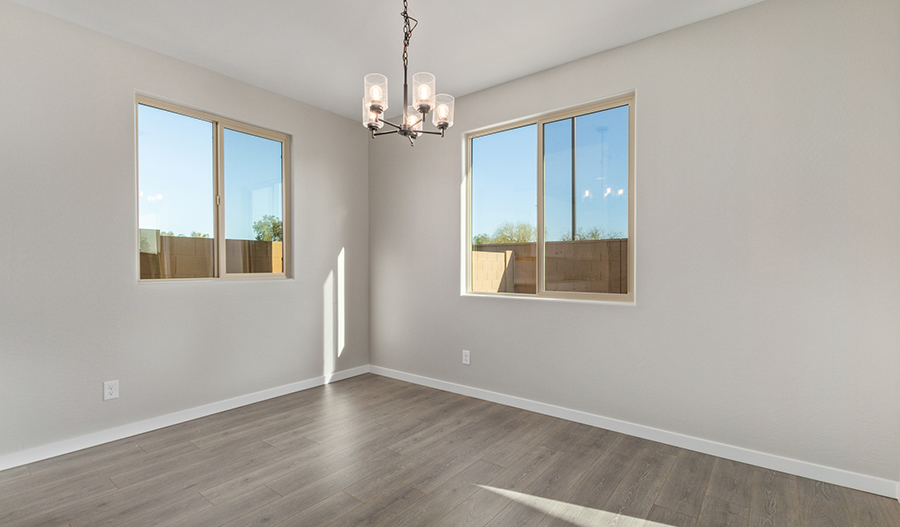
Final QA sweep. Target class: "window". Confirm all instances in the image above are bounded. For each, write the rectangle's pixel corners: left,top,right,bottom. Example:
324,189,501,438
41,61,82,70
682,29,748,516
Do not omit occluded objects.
466,94,634,301
137,97,290,280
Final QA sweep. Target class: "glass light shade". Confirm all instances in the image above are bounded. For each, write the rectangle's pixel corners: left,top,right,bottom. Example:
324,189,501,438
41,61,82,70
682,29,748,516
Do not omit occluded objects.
432,94,455,129
362,98,383,130
364,74,388,114
412,72,435,113
406,106,423,131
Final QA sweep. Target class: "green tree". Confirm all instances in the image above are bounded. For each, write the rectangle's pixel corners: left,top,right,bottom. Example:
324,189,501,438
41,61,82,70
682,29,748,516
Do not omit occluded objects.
160,230,175,237
559,226,623,241
472,221,536,244
190,232,209,238
252,215,283,242
472,233,492,245
492,221,536,243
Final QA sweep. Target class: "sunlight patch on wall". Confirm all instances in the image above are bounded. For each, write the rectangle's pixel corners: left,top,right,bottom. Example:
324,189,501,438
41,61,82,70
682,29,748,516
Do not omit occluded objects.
323,269,335,380
337,247,345,357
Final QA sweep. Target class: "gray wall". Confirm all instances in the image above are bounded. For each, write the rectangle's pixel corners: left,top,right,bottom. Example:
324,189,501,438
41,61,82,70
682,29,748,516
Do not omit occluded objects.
369,0,900,483
0,1,369,457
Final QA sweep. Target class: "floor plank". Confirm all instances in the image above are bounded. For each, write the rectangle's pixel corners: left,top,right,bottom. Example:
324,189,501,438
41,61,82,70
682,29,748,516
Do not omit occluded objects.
114,493,212,527
484,445,607,527
695,496,748,527
478,415,564,468
844,488,900,527
388,459,505,527
706,457,754,509
590,446,679,527
274,490,361,527
431,445,564,527
655,449,716,518
170,486,281,527
537,450,637,527
325,483,424,527
797,476,854,527
749,468,800,527
0,465,30,483
647,504,698,527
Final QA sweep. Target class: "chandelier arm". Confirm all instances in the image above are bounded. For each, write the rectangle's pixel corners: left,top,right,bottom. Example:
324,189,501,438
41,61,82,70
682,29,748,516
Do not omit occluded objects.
416,130,444,136
379,118,402,130
373,130,400,137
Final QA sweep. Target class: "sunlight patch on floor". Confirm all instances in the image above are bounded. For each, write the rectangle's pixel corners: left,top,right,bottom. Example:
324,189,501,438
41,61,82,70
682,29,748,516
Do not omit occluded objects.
478,485,675,527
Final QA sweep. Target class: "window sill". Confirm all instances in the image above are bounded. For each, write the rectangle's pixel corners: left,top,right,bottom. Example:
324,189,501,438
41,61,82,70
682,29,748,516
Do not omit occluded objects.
462,290,635,306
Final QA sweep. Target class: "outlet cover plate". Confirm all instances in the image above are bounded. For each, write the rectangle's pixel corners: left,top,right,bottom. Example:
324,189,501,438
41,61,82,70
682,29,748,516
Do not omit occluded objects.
104,380,119,400
462,350,470,365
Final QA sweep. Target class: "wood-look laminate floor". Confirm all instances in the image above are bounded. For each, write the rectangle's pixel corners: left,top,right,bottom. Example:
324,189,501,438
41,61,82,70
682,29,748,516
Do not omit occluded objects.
2,374,899,527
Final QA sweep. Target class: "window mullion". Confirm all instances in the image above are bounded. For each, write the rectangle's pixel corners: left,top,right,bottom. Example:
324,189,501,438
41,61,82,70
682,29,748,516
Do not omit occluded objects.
571,118,577,242
536,120,545,296
281,139,291,277
466,139,474,294
214,121,226,278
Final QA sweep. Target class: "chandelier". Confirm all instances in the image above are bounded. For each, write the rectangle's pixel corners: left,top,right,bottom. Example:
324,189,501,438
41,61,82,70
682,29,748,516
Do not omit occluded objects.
362,0,454,146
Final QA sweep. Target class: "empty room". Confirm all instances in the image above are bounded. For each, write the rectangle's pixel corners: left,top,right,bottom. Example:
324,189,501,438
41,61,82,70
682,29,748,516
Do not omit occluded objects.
1,0,899,525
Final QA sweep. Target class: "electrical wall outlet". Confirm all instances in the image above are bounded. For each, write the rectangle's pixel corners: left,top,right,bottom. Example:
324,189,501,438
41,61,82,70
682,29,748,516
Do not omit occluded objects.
462,350,470,365
103,380,119,400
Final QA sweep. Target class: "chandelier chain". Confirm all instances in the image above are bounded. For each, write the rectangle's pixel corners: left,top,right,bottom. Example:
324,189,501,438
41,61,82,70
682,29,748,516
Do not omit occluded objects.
401,0,418,74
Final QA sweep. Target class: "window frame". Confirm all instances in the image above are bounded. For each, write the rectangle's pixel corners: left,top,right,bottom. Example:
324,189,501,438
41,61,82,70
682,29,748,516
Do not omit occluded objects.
135,95,292,281
465,93,635,302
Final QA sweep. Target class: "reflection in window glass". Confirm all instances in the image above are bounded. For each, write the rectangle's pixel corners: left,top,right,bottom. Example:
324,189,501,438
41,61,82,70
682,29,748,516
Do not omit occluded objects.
544,105,629,293
137,104,215,279
223,129,284,274
543,119,573,243
470,124,537,294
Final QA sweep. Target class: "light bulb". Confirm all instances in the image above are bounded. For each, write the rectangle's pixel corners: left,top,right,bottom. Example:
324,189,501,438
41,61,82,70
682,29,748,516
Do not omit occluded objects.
418,84,430,101
370,85,383,102
407,114,418,126
362,97,383,130
432,94,454,129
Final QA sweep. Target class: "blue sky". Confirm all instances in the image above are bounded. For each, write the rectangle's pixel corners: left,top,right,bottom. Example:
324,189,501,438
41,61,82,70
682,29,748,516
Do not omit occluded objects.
138,105,283,240
471,105,629,241
138,104,214,237
471,124,537,238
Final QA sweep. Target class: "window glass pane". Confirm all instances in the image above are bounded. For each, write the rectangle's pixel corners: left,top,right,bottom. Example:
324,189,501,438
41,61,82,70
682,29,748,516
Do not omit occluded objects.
544,104,629,293
471,124,537,294
138,104,215,279
223,128,284,274
543,118,574,242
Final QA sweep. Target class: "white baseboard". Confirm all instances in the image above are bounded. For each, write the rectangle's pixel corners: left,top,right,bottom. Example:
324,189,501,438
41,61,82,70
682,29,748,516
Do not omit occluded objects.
369,365,899,500
0,365,370,472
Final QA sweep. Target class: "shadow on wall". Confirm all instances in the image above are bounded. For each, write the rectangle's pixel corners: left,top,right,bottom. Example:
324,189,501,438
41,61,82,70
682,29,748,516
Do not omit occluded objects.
472,239,627,294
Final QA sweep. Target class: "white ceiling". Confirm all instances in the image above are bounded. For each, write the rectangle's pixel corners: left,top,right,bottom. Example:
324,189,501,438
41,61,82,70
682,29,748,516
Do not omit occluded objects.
9,0,764,121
